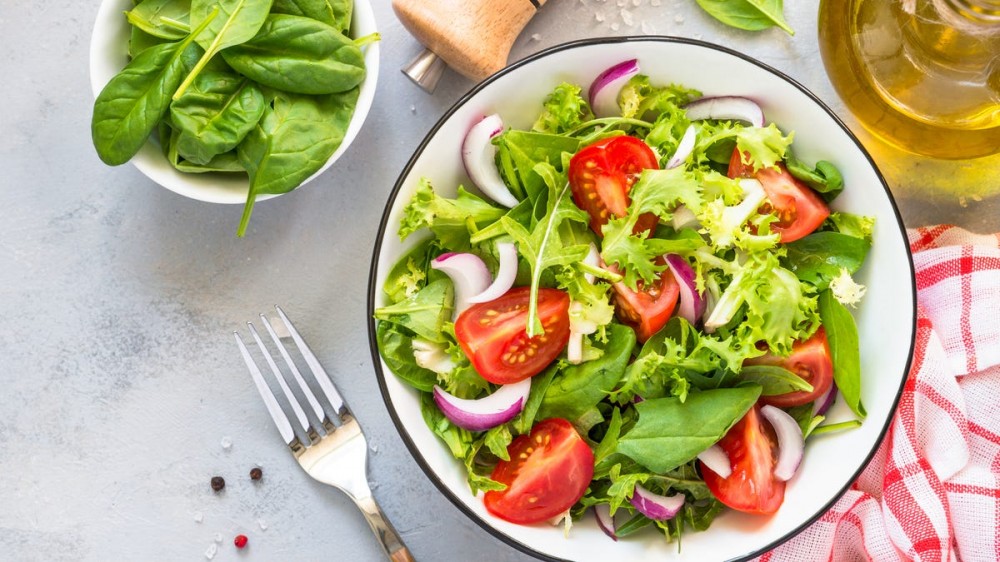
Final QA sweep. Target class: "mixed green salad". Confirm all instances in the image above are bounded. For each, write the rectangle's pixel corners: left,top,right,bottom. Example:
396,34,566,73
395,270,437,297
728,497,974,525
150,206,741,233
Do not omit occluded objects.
375,66,873,543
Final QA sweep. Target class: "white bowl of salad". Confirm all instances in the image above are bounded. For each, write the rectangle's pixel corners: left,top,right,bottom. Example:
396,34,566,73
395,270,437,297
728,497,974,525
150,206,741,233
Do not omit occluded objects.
368,38,915,561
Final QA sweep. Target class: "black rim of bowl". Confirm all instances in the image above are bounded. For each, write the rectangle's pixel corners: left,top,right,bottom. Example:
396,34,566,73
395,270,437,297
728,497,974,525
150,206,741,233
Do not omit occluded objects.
366,35,917,562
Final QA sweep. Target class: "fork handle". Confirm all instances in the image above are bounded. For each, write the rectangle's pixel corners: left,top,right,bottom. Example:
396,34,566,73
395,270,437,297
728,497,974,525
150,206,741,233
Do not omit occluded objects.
355,493,414,562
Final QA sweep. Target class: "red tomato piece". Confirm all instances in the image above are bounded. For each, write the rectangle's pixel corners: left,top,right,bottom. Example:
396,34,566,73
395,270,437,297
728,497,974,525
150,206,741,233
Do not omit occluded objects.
727,148,830,243
744,328,834,408
484,418,595,524
568,136,660,236
454,287,570,385
701,405,786,515
609,258,680,343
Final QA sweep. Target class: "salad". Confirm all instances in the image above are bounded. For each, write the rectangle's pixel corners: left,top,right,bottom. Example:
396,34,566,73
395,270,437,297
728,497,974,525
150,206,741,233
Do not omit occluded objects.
375,60,874,543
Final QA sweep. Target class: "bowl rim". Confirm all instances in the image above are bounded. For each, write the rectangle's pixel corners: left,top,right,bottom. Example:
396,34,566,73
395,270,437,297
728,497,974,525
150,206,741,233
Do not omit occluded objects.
366,35,917,562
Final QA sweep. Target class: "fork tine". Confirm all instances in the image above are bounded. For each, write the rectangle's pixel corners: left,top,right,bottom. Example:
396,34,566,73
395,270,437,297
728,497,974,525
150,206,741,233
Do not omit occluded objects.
246,322,312,436
235,332,297,447
274,305,346,416
259,313,333,432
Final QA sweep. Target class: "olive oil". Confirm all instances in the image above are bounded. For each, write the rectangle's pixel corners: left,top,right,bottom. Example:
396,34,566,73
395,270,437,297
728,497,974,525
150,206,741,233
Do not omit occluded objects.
818,0,1000,159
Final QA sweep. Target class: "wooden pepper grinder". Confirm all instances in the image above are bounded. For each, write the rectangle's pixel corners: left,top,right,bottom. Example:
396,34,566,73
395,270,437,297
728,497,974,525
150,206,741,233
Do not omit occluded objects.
393,0,548,93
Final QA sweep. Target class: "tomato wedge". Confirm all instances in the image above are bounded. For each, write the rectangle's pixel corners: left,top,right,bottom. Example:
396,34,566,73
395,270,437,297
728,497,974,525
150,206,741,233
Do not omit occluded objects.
744,328,834,408
610,258,680,343
727,148,830,243
701,405,786,515
484,418,595,524
454,287,570,385
568,136,660,236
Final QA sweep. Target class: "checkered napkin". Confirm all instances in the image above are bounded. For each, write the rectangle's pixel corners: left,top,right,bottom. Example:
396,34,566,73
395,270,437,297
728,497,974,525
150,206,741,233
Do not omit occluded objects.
758,226,1000,562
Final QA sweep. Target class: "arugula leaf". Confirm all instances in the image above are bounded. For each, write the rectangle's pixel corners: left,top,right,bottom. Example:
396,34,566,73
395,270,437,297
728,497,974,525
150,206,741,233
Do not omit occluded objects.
616,385,761,473
694,0,795,35
398,178,506,251
494,130,581,203
819,290,865,418
500,163,590,335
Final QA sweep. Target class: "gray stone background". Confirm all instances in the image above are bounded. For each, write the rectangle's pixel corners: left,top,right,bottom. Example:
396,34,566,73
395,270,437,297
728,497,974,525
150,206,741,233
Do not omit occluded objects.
1,1,997,561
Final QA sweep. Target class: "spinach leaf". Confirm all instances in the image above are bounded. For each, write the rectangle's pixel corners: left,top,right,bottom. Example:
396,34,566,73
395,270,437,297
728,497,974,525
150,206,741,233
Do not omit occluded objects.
236,87,359,236
372,278,452,343
165,125,246,172
374,322,438,392
177,0,274,99
129,25,171,58
222,14,366,95
738,365,813,395
818,290,865,418
170,70,265,164
513,363,558,435
92,13,216,166
420,391,472,459
694,0,794,35
271,0,351,32
537,324,635,428
786,155,844,202
616,385,761,473
127,0,192,39
782,231,870,290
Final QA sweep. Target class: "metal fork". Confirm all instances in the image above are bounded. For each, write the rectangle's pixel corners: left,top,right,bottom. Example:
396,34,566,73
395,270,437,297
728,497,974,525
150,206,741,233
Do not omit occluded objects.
235,306,413,562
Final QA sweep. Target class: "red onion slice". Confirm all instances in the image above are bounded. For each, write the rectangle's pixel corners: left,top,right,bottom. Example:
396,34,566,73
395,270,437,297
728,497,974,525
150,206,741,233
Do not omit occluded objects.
462,114,518,208
467,243,518,304
594,504,617,541
761,405,805,481
665,254,704,325
431,253,492,316
813,382,838,416
697,444,732,478
630,484,685,521
684,96,765,128
589,59,640,118
665,124,697,169
432,378,531,432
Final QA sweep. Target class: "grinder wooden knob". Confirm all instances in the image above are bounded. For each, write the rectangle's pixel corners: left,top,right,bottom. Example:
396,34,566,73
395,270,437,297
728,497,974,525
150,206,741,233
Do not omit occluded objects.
393,0,547,92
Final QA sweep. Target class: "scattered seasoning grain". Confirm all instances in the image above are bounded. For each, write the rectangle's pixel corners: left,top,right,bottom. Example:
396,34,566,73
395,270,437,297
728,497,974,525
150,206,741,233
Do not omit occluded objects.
210,476,225,492
250,467,263,481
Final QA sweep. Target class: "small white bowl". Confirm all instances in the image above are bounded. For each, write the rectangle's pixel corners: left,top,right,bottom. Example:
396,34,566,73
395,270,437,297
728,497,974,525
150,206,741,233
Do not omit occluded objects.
89,0,379,204
369,38,916,561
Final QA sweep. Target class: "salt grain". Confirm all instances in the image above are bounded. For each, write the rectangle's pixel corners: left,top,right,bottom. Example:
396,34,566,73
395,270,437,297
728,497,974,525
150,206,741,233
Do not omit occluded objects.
972,194,983,202
632,0,641,5
220,436,232,451
258,518,269,531
531,33,541,41
674,14,684,23
611,22,620,30
959,196,969,208
204,544,218,560
193,512,203,524
621,9,634,26
409,105,416,114
641,20,656,34
650,0,661,6
595,12,605,22
214,533,223,543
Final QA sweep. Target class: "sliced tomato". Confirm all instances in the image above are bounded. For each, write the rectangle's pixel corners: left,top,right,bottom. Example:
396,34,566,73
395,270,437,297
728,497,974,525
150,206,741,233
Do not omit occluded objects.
568,136,660,236
610,258,680,343
484,418,595,524
454,287,570,385
701,405,786,515
744,328,834,408
727,148,830,243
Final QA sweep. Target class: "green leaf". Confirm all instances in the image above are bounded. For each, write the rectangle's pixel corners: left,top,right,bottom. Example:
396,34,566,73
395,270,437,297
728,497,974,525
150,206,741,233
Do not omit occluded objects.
616,385,761,473
222,14,367,95
176,0,274,99
513,363,559,435
531,82,594,134
483,424,513,461
782,231,870,290
398,179,506,251
500,168,590,335
493,131,581,203
170,70,265,165
127,0,191,39
373,278,453,343
694,0,795,35
786,155,844,201
818,290,865,418
738,365,814,396
271,0,351,32
236,87,359,236
828,212,875,243
537,324,635,427
92,14,216,166
374,322,437,392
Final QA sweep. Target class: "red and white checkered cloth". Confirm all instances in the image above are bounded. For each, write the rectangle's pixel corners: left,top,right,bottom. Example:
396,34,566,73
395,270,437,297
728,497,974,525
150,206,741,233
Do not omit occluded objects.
758,226,1000,562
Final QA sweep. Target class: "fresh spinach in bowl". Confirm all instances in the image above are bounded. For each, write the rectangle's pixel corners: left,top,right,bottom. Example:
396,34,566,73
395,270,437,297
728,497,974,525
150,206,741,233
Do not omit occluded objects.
91,0,377,236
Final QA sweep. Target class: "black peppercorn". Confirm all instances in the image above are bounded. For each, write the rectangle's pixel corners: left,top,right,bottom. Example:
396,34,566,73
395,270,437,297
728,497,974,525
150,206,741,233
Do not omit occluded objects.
210,476,225,492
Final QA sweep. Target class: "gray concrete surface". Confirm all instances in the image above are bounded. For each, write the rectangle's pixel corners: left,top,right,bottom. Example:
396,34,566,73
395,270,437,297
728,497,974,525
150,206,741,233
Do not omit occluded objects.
1,1,997,561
